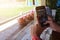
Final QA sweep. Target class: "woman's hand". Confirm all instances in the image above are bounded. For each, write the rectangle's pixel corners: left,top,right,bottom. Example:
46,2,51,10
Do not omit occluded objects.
45,16,60,32
31,23,43,40
31,23,42,36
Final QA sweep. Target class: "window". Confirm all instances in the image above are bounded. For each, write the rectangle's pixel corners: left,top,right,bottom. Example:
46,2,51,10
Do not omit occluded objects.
57,0,60,7
35,0,41,6
0,0,35,25
0,0,41,25
27,0,41,6
27,0,33,6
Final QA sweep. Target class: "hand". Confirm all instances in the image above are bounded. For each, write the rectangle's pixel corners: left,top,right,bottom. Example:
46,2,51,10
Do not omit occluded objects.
44,16,54,27
31,22,47,37
45,16,60,32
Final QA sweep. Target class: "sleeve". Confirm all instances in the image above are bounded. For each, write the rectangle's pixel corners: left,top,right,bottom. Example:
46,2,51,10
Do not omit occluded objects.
32,35,42,40
40,30,46,40
40,27,52,40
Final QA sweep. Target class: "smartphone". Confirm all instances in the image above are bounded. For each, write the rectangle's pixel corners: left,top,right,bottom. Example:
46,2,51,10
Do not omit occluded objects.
36,6,48,27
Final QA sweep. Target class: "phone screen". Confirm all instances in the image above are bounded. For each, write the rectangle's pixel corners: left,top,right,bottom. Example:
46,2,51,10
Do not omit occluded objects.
36,6,48,27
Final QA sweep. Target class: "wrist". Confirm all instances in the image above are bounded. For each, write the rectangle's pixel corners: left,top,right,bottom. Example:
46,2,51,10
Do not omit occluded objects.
32,35,41,40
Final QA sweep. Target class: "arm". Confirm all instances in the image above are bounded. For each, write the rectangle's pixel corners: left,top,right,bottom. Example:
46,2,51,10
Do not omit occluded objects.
45,16,60,33
32,35,42,40
50,22,60,32
31,23,46,40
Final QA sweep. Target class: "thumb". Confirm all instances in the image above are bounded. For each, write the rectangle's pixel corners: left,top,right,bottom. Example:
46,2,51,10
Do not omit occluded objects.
44,21,51,24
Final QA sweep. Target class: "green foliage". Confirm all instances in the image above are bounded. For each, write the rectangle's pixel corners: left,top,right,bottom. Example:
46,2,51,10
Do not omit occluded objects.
55,8,60,24
46,0,57,9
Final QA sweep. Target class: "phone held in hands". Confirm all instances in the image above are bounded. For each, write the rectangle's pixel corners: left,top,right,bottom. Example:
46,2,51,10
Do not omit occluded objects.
35,6,50,27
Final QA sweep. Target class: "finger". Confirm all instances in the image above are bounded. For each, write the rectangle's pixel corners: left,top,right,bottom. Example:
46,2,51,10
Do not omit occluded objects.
48,16,53,21
44,21,52,24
